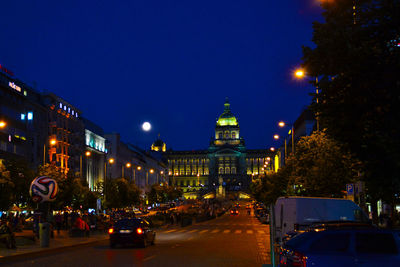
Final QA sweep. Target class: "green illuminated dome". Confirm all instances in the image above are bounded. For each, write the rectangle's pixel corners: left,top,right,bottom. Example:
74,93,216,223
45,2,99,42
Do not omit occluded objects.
216,98,238,126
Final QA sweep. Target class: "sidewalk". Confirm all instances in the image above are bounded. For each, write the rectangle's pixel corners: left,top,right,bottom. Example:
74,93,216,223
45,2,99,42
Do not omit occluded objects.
0,229,108,263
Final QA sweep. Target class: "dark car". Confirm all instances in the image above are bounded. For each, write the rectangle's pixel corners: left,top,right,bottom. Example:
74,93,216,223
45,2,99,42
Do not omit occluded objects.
108,218,156,248
230,209,239,215
279,227,400,267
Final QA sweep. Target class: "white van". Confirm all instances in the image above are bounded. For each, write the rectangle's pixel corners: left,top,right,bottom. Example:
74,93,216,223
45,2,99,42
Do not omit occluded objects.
274,196,368,241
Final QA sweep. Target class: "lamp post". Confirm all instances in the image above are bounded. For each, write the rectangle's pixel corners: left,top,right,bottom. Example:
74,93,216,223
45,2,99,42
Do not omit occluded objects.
0,120,6,129
104,158,114,203
294,68,320,131
278,121,295,155
122,162,131,180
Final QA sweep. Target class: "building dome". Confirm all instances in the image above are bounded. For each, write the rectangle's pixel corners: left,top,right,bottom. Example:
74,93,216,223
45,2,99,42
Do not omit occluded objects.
216,98,238,126
151,134,166,152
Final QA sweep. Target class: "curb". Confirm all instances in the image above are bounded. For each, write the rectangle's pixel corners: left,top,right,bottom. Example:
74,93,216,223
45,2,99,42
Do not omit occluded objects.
0,236,108,264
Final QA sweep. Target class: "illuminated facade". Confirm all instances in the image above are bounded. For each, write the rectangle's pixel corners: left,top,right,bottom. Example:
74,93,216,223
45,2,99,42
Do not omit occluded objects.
43,94,84,175
0,69,48,168
165,98,274,198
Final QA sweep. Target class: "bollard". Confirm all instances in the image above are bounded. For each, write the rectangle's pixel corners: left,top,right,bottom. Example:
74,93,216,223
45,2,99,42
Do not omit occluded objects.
39,222,50,247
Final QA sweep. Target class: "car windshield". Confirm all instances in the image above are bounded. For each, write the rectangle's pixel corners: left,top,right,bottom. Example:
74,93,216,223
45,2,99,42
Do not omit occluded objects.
285,232,316,249
115,219,142,228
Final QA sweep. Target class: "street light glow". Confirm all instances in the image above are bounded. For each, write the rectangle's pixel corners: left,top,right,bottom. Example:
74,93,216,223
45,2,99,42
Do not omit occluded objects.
142,122,151,131
0,121,6,128
149,169,154,174
278,121,286,127
126,163,131,168
273,134,280,140
109,158,114,164
270,147,275,151
137,166,142,170
294,68,305,79
50,139,57,145
85,151,91,157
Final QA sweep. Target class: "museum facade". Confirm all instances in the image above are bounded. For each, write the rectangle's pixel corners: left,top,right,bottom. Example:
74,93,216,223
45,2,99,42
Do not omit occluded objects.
153,99,275,199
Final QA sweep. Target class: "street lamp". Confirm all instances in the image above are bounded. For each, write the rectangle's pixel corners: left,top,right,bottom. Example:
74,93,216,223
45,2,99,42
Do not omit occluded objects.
270,147,275,152
273,134,280,140
122,162,132,179
293,68,320,131
0,120,6,128
278,121,295,157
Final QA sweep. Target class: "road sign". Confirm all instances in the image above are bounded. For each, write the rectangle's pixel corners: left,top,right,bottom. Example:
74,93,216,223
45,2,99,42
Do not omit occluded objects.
346,184,354,195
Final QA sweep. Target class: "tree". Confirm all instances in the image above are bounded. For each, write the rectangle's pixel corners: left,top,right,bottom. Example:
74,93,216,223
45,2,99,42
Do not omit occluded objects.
285,131,360,198
302,0,400,217
103,178,141,209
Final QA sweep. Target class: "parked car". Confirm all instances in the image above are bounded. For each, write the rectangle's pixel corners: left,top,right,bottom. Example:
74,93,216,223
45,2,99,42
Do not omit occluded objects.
279,227,400,267
274,197,369,242
108,218,156,248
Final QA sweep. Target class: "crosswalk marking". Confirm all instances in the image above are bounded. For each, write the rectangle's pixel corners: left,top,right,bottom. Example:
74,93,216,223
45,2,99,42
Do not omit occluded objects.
211,229,219,233
176,230,186,233
188,229,198,233
246,230,253,234
165,229,177,233
199,230,208,234
223,230,230,234
235,230,242,234
257,230,265,234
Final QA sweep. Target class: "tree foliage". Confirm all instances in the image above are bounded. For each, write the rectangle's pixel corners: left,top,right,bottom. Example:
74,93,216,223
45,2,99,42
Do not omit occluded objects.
302,0,400,204
251,131,359,203
103,178,141,209
147,184,182,205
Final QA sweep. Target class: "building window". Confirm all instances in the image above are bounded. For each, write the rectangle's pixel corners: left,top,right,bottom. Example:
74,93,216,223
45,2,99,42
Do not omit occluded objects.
232,132,236,139
225,167,230,174
231,167,236,174
219,167,224,174
218,132,223,139
225,131,229,138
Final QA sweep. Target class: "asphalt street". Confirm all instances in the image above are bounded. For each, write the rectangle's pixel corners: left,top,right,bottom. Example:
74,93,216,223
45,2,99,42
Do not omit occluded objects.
5,208,270,267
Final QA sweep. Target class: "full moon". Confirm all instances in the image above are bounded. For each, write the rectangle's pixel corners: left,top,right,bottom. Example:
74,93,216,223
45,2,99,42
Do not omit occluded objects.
142,122,151,131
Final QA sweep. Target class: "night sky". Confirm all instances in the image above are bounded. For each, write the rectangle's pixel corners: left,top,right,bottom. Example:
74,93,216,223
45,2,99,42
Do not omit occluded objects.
0,1,322,151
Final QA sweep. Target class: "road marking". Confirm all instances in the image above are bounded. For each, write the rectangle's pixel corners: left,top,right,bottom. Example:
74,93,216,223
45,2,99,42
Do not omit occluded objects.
165,229,178,233
258,230,265,234
223,230,230,234
199,230,208,234
235,230,242,234
143,255,156,262
176,229,186,233
246,230,253,234
188,229,198,233
211,229,219,233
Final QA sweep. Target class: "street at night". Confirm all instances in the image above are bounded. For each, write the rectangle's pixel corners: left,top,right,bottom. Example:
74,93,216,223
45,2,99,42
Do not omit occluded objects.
5,207,270,267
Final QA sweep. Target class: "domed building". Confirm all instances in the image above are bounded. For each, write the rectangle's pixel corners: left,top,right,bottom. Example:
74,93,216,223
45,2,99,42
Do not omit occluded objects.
164,98,275,199
151,135,166,152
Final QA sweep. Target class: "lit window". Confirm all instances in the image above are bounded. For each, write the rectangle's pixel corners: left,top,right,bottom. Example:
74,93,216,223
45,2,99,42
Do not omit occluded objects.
219,167,224,174
64,105,66,111
59,103,63,108
72,110,74,115
232,167,236,174
218,133,223,139
76,113,78,118
21,114,26,120
232,132,236,139
27,112,33,120
68,107,70,113
225,167,230,174
23,91,27,96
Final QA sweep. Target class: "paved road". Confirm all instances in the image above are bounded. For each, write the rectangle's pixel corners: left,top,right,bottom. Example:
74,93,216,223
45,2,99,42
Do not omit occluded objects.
6,209,270,267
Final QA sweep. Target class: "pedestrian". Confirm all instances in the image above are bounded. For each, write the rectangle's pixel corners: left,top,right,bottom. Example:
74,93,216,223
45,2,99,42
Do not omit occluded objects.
55,212,63,234
0,219,16,249
64,211,69,230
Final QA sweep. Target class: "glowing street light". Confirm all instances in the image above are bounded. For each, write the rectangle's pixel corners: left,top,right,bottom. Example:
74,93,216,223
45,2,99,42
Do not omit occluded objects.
137,166,142,171
273,134,280,140
278,121,286,127
50,138,57,145
85,151,91,157
126,163,131,168
270,147,275,151
294,68,305,79
149,169,154,174
108,158,115,164
0,120,6,128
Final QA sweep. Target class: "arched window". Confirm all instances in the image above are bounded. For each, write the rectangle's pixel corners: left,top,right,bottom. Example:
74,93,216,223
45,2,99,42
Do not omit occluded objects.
219,167,224,174
232,132,236,139
225,167,230,174
231,167,236,174
225,131,229,138
218,132,223,139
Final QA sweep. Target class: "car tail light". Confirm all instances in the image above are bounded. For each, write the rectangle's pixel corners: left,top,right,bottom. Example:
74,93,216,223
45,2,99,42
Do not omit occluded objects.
137,228,143,234
292,251,307,267
108,228,114,234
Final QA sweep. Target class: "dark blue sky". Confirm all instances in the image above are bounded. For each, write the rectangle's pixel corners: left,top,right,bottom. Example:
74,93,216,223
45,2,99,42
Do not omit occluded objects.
0,0,322,150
